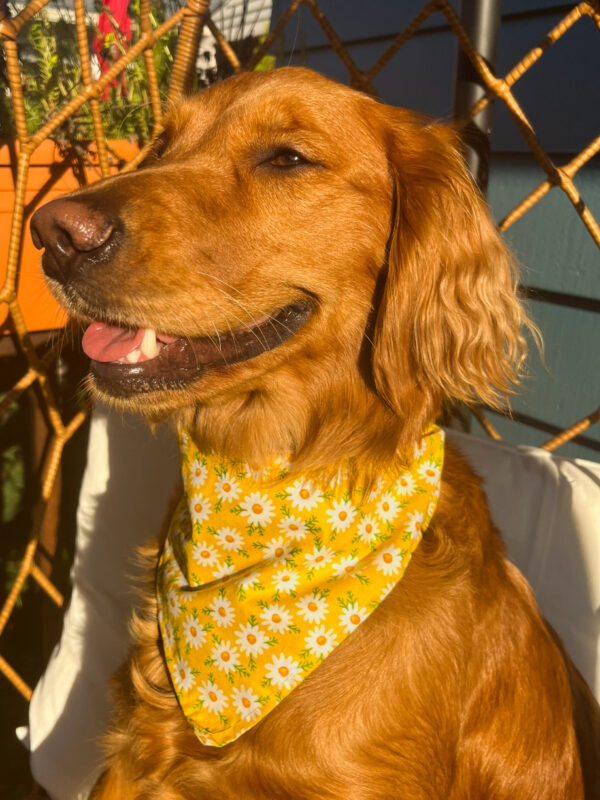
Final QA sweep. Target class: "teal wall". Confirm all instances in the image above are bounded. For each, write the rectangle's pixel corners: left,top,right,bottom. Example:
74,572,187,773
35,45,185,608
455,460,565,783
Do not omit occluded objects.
271,0,600,462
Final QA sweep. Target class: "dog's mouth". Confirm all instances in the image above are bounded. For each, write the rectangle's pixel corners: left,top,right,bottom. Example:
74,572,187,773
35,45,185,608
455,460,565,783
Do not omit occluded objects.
83,300,313,396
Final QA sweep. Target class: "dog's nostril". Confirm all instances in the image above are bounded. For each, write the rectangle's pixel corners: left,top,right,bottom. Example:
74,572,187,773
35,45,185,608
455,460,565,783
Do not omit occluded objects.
63,212,115,253
31,197,118,282
30,224,43,250
31,198,116,254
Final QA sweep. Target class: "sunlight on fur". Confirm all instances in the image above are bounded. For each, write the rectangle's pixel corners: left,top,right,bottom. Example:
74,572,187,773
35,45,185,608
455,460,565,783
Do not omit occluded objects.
30,67,598,799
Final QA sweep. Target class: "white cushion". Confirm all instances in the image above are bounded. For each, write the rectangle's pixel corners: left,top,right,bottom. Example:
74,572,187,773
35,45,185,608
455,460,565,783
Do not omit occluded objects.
25,406,179,800
448,429,600,700
23,412,600,798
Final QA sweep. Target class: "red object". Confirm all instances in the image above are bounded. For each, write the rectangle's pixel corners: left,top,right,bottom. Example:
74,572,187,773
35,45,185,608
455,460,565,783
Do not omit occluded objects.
93,0,132,100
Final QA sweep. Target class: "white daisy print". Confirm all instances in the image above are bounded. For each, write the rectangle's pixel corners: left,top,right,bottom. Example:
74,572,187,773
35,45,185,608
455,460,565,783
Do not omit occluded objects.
190,495,212,525
237,570,261,591
215,473,240,503
332,555,359,577
211,640,240,674
272,568,300,594
199,680,228,714
260,604,292,633
406,509,424,540
161,619,176,651
278,515,308,540
265,654,301,689
166,590,181,617
173,656,195,692
356,516,379,543
214,527,244,551
396,472,416,496
209,596,236,627
418,461,441,485
240,492,275,526
190,459,207,488
327,468,349,490
264,537,294,564
296,594,329,623
273,456,291,473
303,546,335,570
163,557,182,582
326,499,356,531
183,615,206,649
192,541,219,568
379,581,396,602
373,476,386,495
212,561,236,580
287,479,322,511
235,623,269,657
304,626,338,658
232,685,262,721
413,438,427,459
376,492,401,523
375,544,404,576
339,602,367,633
246,463,266,481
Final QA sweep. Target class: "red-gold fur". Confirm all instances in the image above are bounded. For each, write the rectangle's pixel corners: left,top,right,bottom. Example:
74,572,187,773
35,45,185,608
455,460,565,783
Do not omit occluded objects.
42,68,599,798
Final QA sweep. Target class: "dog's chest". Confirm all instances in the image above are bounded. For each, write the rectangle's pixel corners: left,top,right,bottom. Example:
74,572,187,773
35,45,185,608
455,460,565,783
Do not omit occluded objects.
174,581,460,799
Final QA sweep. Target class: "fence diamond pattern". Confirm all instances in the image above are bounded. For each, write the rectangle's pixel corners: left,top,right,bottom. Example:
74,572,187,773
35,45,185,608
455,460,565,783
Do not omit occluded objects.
0,0,598,701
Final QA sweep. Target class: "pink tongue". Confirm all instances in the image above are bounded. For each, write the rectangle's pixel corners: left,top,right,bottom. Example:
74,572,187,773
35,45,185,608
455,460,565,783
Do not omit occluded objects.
82,322,144,362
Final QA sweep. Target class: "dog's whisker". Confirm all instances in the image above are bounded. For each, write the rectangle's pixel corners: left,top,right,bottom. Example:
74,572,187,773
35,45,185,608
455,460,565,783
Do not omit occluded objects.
206,288,289,351
212,323,222,352
192,271,299,339
191,294,265,352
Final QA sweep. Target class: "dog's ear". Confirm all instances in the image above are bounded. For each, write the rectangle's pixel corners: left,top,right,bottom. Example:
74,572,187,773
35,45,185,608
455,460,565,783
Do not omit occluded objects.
371,107,533,446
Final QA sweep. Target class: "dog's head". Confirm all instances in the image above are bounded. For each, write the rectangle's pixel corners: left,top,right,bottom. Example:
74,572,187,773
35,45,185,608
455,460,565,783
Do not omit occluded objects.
32,68,530,466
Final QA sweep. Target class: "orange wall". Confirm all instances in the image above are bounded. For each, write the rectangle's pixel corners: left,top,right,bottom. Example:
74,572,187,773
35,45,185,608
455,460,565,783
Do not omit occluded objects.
1,139,138,334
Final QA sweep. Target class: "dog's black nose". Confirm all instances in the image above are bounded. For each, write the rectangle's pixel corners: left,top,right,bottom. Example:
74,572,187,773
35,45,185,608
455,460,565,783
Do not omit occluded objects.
31,198,118,283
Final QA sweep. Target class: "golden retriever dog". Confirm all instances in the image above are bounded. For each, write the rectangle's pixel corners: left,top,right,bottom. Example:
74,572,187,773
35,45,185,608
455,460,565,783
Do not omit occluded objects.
31,68,600,799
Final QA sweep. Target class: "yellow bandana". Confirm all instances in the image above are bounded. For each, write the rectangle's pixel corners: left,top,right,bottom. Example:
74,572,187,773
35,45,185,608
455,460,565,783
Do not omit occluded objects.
157,426,444,747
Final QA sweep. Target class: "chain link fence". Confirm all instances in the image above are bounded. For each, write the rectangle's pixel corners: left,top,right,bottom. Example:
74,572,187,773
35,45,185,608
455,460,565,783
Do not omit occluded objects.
0,0,598,761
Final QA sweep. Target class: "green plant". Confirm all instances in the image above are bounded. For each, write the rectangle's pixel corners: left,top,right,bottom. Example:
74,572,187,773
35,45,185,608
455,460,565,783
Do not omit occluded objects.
1,401,24,527
2,0,178,147
0,396,26,601
1,0,279,149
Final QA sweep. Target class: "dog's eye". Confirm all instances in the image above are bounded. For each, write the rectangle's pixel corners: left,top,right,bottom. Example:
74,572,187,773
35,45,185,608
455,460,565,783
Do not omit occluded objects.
265,149,310,169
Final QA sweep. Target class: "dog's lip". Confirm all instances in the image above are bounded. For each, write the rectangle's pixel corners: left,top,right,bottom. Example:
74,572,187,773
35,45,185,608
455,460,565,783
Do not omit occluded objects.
88,300,314,397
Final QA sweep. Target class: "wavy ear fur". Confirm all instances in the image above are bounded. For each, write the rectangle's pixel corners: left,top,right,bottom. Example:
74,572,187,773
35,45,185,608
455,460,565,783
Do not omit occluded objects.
372,108,533,446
